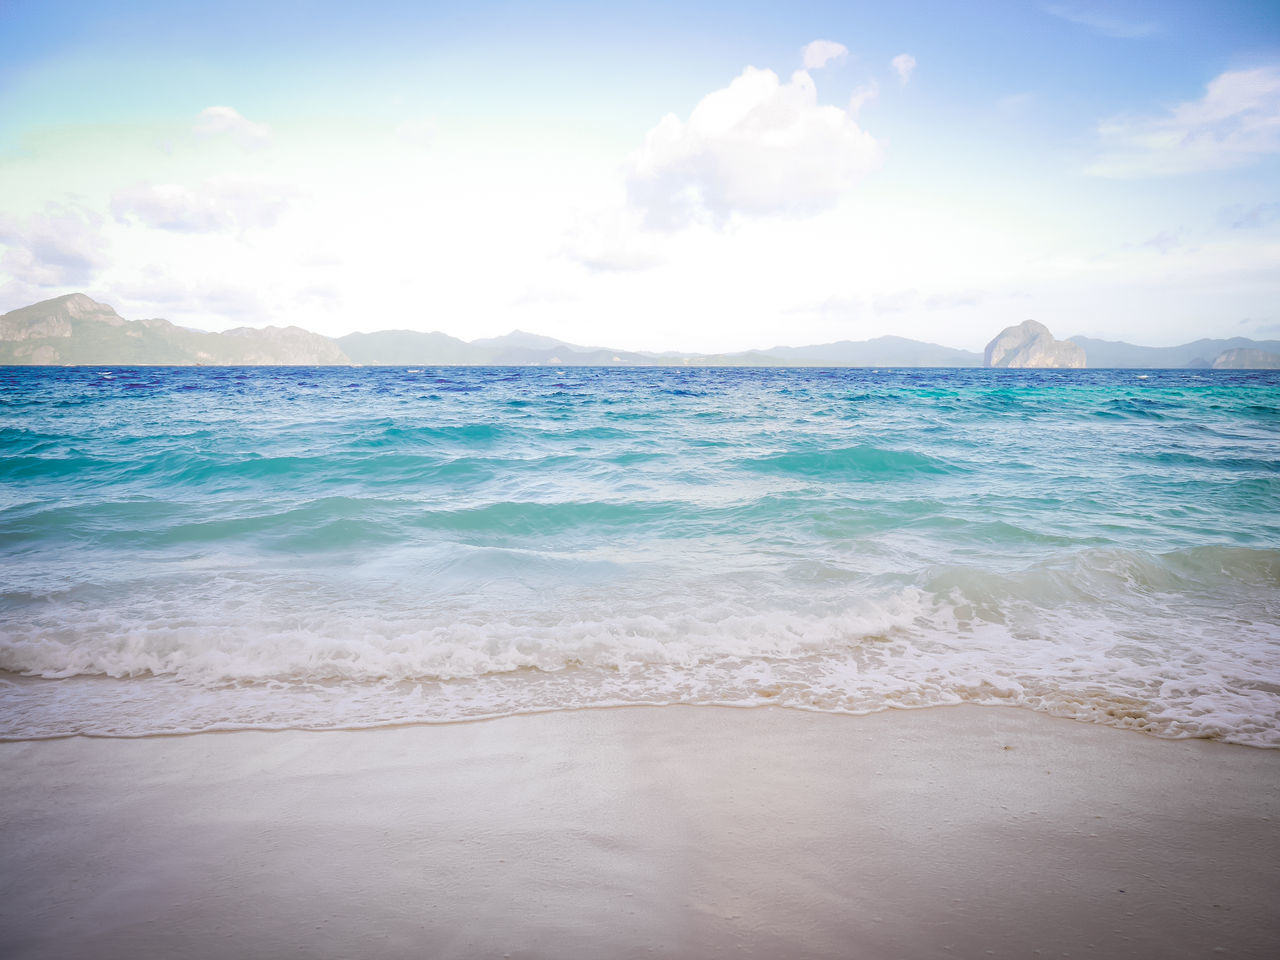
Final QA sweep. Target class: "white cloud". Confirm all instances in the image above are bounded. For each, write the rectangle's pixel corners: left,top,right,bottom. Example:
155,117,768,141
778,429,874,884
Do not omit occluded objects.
627,66,883,229
1138,229,1180,254
1221,202,1280,229
1043,4,1160,39
563,207,663,272
111,178,295,234
108,271,269,324
849,81,879,115
0,203,109,289
891,54,916,85
924,289,986,310
1088,66,1280,177
802,40,848,71
193,106,272,150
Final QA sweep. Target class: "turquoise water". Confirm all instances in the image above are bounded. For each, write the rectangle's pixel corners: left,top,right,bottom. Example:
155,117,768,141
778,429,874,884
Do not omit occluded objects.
2,366,1278,743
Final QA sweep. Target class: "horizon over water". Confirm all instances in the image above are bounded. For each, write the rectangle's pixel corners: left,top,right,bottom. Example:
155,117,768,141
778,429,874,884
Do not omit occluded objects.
1,365,1277,745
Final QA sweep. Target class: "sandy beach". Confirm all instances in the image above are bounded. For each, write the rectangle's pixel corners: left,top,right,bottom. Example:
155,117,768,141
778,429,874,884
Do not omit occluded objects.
1,704,1277,959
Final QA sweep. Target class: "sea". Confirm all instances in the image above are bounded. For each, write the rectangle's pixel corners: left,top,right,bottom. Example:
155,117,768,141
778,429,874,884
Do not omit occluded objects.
1,365,1277,745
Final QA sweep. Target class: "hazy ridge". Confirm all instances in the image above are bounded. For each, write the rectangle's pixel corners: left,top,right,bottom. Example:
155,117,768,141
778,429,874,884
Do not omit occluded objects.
2,292,1278,368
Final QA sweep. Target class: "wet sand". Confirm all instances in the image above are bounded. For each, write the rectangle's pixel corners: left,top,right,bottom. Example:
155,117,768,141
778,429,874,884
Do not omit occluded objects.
1,704,1277,959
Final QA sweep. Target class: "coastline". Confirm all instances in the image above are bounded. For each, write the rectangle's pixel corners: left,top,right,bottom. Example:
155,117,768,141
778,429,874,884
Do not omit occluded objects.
2,704,1277,959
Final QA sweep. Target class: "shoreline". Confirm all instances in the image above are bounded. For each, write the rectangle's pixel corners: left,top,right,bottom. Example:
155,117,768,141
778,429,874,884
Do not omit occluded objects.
2,703,1278,959
6,674,1277,747
3,698,1280,749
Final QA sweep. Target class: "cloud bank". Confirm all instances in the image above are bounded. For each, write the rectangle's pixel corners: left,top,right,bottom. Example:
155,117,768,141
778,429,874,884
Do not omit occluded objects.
1088,66,1280,177
627,66,883,228
111,178,294,234
0,205,108,289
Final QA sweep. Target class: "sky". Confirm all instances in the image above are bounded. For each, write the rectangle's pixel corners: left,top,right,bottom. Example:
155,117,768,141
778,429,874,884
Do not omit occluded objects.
0,0,1277,352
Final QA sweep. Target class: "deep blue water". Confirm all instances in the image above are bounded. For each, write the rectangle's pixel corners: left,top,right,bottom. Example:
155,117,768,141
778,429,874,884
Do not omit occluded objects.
2,366,1278,743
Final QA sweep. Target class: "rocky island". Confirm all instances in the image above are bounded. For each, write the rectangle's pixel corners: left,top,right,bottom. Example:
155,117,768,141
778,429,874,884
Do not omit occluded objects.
984,320,1086,368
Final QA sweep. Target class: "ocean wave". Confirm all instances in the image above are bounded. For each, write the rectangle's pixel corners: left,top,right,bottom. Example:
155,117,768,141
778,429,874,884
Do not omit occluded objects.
738,445,960,478
3,365,1278,744
2,541,1276,743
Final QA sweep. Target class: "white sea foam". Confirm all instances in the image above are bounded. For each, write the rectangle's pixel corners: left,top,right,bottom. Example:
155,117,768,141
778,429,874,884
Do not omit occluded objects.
2,548,1276,744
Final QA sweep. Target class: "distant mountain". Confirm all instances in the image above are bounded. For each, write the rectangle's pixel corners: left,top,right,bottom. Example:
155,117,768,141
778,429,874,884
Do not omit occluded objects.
1069,336,1280,368
985,320,1085,368
1212,348,1280,369
216,325,350,364
338,328,659,365
767,335,981,367
0,293,350,365
337,329,476,365
464,331,658,366
6,292,1280,369
470,330,576,352
339,329,981,367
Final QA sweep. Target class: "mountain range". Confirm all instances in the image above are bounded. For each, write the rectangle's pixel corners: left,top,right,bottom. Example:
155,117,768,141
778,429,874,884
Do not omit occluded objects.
2,293,1279,369
0,293,346,366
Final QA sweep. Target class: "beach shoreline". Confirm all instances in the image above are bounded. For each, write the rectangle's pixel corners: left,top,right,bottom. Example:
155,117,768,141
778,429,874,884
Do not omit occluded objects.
2,703,1278,959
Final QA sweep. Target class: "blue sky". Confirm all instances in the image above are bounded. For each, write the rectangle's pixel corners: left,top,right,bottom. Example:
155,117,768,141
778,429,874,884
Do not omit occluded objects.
1,0,1277,350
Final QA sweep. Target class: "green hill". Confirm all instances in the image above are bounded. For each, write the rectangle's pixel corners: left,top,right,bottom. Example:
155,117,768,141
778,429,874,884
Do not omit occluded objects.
0,293,351,365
